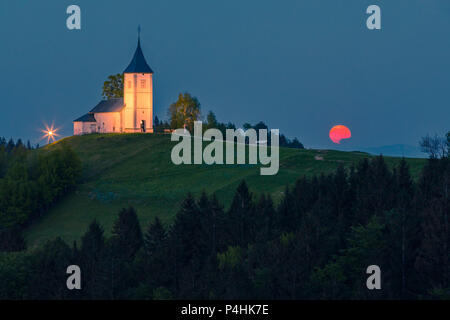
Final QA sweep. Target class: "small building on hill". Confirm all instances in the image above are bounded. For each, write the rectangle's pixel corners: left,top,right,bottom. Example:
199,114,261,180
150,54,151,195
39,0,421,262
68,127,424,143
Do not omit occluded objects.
73,35,154,135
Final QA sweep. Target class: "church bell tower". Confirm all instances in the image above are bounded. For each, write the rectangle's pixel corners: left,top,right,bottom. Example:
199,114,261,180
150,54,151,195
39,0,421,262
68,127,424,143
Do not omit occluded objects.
123,28,154,133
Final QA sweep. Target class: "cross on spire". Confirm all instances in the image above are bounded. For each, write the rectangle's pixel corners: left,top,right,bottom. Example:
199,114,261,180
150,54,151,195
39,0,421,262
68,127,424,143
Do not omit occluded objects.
138,25,141,39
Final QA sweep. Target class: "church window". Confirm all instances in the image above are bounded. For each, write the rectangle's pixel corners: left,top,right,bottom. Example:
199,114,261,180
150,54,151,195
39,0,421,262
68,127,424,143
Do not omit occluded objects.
141,80,146,88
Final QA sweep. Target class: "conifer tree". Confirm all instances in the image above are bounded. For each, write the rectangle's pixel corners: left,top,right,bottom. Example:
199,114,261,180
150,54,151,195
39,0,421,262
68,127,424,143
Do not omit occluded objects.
377,160,420,298
80,220,107,299
226,181,255,246
144,216,166,256
110,207,143,262
277,186,298,233
255,194,276,242
169,193,204,297
141,217,169,290
28,238,73,299
415,158,450,296
209,193,226,253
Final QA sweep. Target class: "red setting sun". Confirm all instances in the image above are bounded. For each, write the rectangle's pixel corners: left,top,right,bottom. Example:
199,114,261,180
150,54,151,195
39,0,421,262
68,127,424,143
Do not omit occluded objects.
329,125,351,144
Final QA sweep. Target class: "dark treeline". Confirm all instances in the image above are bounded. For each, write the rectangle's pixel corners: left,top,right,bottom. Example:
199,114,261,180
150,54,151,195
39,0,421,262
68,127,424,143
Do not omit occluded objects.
0,142,82,252
0,155,448,300
0,137,38,154
154,112,305,149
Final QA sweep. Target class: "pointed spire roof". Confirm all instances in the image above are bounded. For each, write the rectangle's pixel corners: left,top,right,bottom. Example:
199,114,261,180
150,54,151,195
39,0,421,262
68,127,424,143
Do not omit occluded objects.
124,30,153,74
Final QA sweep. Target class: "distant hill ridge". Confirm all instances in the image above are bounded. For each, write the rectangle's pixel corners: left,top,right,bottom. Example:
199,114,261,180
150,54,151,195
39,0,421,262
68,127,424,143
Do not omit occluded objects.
334,144,426,158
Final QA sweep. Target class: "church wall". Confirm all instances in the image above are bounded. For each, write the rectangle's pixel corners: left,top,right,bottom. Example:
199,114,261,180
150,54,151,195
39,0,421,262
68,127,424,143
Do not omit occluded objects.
123,73,136,130
93,112,122,133
74,122,83,135
73,122,98,135
123,73,153,132
137,74,153,131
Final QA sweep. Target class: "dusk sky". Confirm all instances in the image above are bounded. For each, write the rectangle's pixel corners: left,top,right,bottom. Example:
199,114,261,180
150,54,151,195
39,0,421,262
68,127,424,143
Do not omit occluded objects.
1,0,449,149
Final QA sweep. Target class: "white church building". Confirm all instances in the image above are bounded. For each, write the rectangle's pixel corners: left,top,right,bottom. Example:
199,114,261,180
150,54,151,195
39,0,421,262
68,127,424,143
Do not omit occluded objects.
73,36,154,135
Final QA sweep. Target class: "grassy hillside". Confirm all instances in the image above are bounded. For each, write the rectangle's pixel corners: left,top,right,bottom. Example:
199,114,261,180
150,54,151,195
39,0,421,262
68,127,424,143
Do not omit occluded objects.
23,133,426,249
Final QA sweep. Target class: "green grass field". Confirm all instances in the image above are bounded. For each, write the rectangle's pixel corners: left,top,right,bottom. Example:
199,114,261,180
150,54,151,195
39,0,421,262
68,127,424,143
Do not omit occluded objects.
23,133,426,249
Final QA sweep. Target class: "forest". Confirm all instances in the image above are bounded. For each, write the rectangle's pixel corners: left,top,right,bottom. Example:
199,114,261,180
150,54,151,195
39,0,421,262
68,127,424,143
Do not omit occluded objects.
0,137,82,252
0,149,448,300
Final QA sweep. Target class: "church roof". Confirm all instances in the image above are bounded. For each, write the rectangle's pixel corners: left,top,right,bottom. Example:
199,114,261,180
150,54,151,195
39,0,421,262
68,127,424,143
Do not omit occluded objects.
123,38,154,74
89,98,125,113
73,113,96,123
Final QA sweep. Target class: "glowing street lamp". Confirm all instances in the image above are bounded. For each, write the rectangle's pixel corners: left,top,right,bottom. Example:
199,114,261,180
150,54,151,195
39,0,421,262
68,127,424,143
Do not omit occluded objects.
41,124,60,144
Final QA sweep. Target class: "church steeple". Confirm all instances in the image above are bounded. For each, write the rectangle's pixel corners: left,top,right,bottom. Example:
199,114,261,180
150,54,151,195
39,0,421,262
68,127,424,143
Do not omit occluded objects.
74,31,154,135
124,28,153,74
